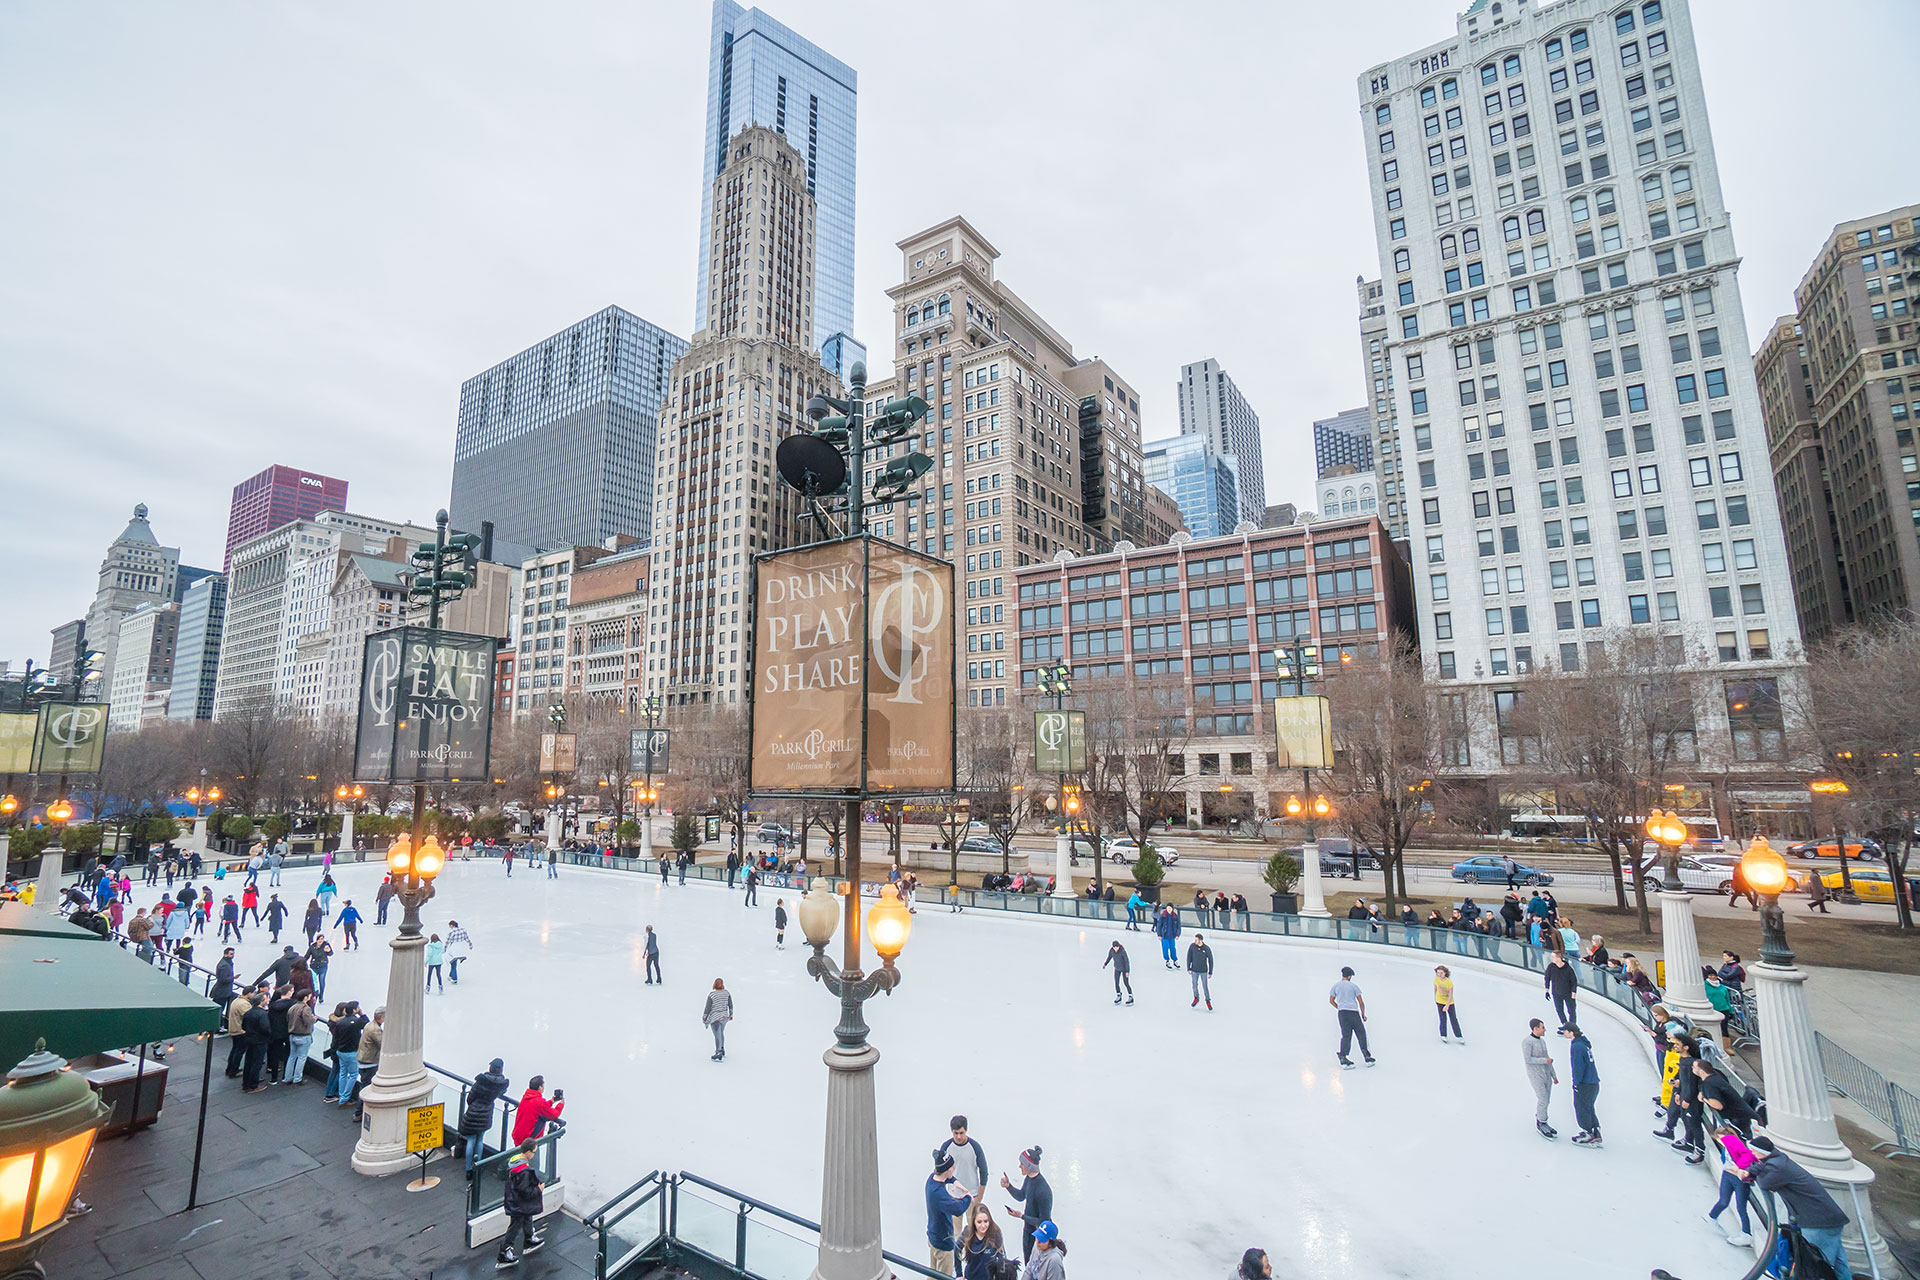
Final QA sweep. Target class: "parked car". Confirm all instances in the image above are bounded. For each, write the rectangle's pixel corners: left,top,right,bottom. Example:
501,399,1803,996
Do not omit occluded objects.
1687,853,1806,892
955,836,1002,855
1818,866,1902,903
1786,838,1879,860
755,822,795,844
1104,837,1180,867
1637,853,1741,895
1450,855,1554,886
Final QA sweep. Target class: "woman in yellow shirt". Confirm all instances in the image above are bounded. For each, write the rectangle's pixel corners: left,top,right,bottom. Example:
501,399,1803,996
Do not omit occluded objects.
1434,965,1464,1043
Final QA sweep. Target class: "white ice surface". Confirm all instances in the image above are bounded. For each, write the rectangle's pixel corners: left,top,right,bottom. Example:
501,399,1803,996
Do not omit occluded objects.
192,858,1744,1279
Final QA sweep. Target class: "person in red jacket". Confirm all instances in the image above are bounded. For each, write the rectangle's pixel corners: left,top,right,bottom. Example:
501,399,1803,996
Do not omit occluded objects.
510,1076,565,1145
241,883,261,927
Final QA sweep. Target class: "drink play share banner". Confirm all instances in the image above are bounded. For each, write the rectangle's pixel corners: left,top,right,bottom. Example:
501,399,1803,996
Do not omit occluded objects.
1272,695,1333,769
750,535,954,795
353,626,498,784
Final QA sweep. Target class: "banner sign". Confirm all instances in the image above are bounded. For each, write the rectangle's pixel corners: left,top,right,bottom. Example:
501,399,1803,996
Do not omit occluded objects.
31,703,110,774
628,728,671,775
540,732,578,774
1033,709,1087,774
405,1103,444,1154
1272,695,1333,770
353,626,497,784
750,535,954,796
0,713,36,773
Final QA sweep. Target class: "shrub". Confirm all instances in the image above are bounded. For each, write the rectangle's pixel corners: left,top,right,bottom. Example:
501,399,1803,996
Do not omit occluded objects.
1132,845,1167,887
1262,850,1301,894
261,814,292,841
221,815,257,842
671,814,700,853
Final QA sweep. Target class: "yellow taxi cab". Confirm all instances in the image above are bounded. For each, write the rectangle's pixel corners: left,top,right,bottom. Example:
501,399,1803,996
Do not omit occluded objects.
1819,867,1898,903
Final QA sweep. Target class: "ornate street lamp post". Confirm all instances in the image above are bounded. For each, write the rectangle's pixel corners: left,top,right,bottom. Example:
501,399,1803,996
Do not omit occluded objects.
32,799,74,915
1283,792,1333,918
334,784,364,853
349,832,445,1174
1647,808,1720,1038
639,695,661,865
1737,836,1891,1273
797,881,911,1280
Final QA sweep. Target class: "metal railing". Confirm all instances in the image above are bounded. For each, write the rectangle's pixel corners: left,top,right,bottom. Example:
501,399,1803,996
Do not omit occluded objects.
1816,1032,1920,1160
467,1120,564,1221
582,1171,945,1280
422,1059,520,1169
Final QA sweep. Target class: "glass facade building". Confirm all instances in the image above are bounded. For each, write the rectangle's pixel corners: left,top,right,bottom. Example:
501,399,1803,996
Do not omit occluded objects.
696,1,857,352
168,573,226,721
1145,434,1240,539
449,306,688,550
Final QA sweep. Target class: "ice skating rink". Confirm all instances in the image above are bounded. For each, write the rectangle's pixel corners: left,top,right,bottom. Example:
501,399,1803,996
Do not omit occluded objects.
200,857,1741,1278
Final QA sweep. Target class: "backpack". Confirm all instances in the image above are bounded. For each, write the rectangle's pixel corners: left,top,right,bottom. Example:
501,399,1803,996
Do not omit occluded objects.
988,1255,1020,1280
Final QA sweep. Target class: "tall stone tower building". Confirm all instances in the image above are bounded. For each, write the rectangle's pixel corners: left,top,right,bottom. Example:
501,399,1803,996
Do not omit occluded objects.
647,125,837,708
83,504,180,696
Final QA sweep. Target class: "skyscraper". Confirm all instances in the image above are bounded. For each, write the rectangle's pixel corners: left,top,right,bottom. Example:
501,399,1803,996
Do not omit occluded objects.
168,574,226,721
83,504,180,702
107,602,177,732
1357,276,1411,538
1757,205,1920,641
1360,0,1798,702
1176,358,1265,525
647,126,835,707
1144,434,1240,540
449,306,688,550
1313,406,1374,476
696,1,857,352
224,465,348,572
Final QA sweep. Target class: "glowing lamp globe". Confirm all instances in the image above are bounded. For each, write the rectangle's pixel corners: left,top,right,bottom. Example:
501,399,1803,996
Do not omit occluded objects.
386,836,413,876
1284,795,1303,818
866,885,913,960
414,836,446,881
797,884,839,948
183,789,199,806
1740,836,1789,897
0,1041,109,1271
45,801,72,826
1312,795,1331,818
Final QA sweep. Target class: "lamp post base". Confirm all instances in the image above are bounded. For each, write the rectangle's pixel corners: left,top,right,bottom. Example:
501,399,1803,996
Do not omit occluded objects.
544,808,561,855
353,921,433,1177
340,812,356,854
35,846,64,913
1298,839,1330,918
640,820,653,867
810,1039,886,1280
1050,830,1073,897
350,1069,439,1176
1655,890,1724,1041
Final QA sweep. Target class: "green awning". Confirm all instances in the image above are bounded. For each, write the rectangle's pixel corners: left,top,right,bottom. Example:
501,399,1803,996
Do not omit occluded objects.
0,903,101,940
0,911,221,1071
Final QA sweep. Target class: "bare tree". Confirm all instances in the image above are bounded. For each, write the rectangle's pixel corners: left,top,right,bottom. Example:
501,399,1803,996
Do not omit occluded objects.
209,696,293,814
1803,623,1920,929
1515,630,1705,933
1082,676,1190,893
1323,635,1440,918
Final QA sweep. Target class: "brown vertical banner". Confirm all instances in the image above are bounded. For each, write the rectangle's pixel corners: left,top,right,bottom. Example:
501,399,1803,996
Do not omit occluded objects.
865,541,954,792
751,541,866,790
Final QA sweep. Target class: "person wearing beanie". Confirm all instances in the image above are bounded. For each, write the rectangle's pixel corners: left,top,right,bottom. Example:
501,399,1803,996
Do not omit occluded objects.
925,1148,973,1275
999,1146,1054,1262
1025,1220,1067,1280
1746,1134,1853,1277
1329,966,1373,1068
1104,940,1133,1005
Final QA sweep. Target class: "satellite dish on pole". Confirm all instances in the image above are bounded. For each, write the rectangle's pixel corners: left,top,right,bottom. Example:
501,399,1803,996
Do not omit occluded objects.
776,434,848,497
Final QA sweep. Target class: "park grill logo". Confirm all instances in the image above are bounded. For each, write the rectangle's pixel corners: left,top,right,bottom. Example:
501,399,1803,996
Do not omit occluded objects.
751,536,954,795
353,626,497,783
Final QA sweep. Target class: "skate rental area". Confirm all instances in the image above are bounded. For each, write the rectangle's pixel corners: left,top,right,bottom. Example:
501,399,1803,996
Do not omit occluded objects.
197,856,1741,1279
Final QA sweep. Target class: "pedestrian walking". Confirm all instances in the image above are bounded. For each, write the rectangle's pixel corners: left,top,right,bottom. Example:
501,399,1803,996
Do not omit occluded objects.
1154,903,1181,967
494,1139,549,1270
425,933,446,992
335,901,363,950
1523,1017,1559,1139
1564,1023,1602,1146
1329,966,1374,1068
1434,965,1464,1042
264,893,287,943
1727,860,1758,909
1747,1136,1854,1278
1186,934,1215,1010
644,925,662,983
446,920,472,982
1545,951,1579,1030
744,869,759,906
1504,854,1519,889
703,979,733,1061
999,1146,1053,1263
1807,871,1831,914
458,1057,510,1169
1104,940,1133,1005
926,1148,974,1275
773,900,788,949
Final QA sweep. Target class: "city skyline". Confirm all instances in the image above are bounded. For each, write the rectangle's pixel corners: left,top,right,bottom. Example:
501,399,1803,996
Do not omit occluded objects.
1,0,1913,664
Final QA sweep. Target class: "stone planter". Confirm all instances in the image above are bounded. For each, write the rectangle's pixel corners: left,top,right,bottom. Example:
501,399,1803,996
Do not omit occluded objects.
1133,883,1162,904
1269,892,1299,914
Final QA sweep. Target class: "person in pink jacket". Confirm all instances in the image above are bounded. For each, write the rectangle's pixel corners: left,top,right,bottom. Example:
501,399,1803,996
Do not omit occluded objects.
1704,1131,1758,1245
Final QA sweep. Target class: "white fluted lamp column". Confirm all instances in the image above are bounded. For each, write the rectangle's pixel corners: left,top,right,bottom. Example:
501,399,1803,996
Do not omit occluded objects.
1288,793,1331,918
353,833,444,1175
1648,811,1723,1039
1740,837,1892,1274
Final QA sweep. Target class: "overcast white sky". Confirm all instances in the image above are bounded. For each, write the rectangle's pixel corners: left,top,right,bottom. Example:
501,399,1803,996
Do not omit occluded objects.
2,0,1914,666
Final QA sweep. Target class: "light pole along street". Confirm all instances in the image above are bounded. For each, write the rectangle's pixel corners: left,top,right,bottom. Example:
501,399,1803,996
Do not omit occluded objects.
637,694,662,865
351,509,474,1176
1037,662,1081,898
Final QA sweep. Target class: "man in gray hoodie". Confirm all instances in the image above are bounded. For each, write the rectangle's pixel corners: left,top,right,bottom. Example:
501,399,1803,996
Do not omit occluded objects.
1522,1017,1559,1139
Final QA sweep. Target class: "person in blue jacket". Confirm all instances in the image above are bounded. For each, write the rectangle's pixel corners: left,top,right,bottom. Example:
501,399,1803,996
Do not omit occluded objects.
1153,903,1182,967
334,901,364,951
1564,1023,1603,1147
924,1148,975,1275
1124,889,1145,931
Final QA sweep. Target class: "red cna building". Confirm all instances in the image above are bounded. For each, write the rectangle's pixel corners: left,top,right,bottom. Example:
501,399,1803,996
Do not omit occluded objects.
224,464,349,570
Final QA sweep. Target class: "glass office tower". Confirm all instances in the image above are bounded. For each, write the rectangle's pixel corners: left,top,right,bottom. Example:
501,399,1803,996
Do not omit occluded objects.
1145,435,1241,540
695,1,857,352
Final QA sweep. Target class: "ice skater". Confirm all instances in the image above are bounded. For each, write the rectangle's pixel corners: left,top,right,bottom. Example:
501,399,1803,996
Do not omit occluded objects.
425,933,445,992
1434,965,1464,1042
265,893,287,944
335,900,362,950
703,978,733,1061
1329,966,1374,1067
1154,903,1181,967
773,900,787,949
744,869,759,906
1544,950,1579,1029
644,925,661,983
446,920,472,983
1104,940,1133,1004
1564,1023,1602,1146
1186,933,1215,1010
1523,1018,1559,1138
